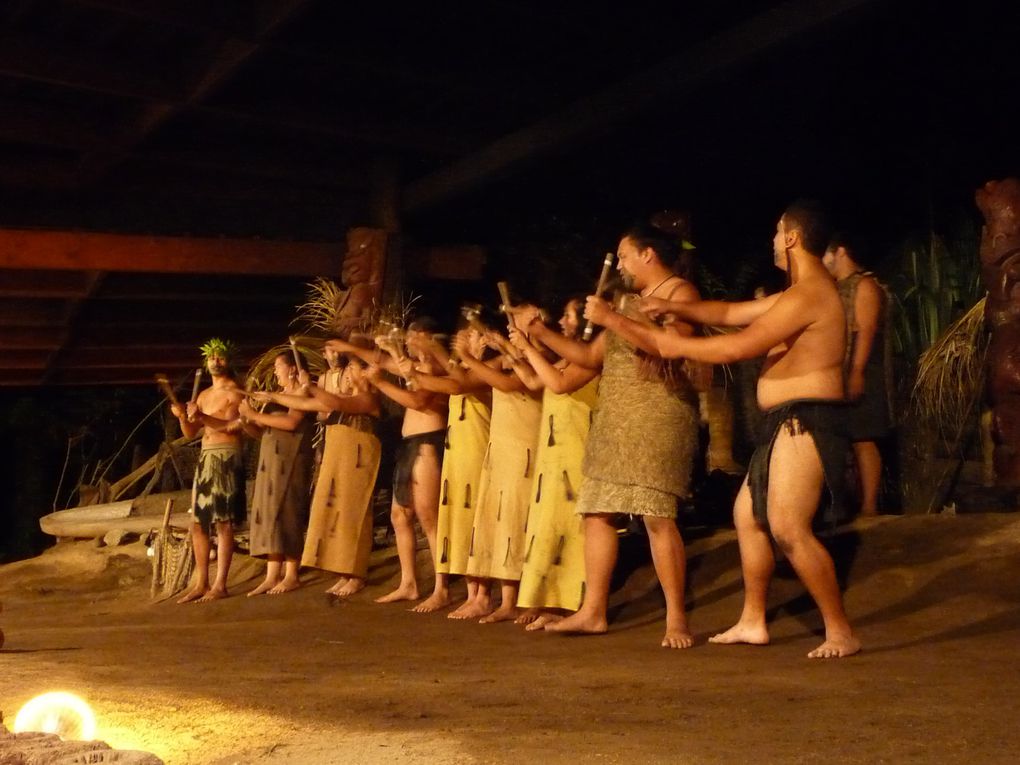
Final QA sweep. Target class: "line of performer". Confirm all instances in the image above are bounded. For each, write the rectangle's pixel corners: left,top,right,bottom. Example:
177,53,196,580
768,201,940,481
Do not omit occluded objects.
168,201,862,659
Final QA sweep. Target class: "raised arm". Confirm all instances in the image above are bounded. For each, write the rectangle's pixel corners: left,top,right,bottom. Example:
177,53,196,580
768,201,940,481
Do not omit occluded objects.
526,320,606,369
604,286,814,363
364,365,442,410
510,328,597,394
238,398,306,433
638,292,781,328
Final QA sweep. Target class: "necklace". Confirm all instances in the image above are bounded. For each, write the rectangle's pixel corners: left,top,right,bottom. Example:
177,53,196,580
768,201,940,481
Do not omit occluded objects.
641,274,675,298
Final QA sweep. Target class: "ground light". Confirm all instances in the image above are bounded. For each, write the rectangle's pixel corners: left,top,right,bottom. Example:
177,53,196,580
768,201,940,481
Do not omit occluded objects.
12,691,97,740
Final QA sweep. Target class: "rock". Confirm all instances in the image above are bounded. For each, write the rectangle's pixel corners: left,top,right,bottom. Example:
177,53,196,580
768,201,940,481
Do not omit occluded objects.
103,529,135,547
0,724,164,764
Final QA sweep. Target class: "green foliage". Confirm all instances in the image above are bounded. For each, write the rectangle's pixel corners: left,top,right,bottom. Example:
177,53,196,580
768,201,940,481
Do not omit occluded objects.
887,225,983,367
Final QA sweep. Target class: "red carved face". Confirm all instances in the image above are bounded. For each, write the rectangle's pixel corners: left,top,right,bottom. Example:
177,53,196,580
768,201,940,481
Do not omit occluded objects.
976,178,1020,266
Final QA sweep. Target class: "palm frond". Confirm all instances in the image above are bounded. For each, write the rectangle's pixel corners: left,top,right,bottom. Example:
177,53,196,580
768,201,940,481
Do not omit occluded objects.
244,338,327,393
911,296,989,445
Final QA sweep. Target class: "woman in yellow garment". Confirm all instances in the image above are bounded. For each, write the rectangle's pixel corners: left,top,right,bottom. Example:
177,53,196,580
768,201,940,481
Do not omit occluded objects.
405,327,492,614
453,329,542,623
509,299,599,630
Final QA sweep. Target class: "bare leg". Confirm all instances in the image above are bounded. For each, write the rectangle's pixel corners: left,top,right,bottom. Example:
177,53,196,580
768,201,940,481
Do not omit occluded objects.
709,480,774,646
766,429,860,659
479,580,519,623
198,521,233,601
249,555,282,596
644,516,693,649
547,514,615,635
268,558,301,594
177,523,210,604
853,440,882,517
375,500,420,603
450,578,493,619
409,447,448,613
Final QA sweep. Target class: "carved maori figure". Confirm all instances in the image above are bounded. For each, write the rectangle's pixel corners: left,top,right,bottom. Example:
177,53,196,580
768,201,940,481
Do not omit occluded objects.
975,177,1020,485
337,227,386,333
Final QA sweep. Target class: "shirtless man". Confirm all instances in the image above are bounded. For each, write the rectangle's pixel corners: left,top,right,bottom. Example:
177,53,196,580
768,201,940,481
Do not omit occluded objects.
171,338,246,604
585,201,861,658
328,319,449,607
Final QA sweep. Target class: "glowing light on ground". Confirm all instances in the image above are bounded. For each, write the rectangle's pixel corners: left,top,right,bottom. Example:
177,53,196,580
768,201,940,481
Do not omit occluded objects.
13,691,97,740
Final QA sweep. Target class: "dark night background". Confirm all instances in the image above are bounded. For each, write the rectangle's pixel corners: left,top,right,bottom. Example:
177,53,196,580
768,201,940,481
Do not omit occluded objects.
2,0,1018,560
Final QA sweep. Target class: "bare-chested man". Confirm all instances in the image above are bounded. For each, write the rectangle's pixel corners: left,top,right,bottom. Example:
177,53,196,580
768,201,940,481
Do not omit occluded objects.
585,201,860,658
328,318,449,607
171,338,246,604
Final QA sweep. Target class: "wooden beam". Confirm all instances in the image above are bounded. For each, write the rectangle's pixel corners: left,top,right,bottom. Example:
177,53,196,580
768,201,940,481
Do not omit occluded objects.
0,270,96,298
403,0,883,211
0,34,182,102
0,326,65,349
39,271,105,385
0,349,50,369
0,229,342,276
0,299,67,327
76,322,287,349
77,0,311,185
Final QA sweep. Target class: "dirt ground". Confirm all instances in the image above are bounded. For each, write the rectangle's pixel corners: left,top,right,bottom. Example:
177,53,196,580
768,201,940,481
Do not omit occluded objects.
1,513,1019,765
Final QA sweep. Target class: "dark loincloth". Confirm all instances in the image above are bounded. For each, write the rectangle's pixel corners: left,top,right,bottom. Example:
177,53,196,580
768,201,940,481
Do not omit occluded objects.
747,399,849,531
392,430,445,507
192,444,246,534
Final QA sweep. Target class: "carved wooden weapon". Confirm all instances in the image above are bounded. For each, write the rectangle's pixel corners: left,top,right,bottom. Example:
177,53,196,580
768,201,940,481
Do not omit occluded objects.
154,374,181,407
583,251,615,342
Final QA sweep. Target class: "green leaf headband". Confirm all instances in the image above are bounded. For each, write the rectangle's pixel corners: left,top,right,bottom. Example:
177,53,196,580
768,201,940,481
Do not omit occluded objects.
199,337,238,360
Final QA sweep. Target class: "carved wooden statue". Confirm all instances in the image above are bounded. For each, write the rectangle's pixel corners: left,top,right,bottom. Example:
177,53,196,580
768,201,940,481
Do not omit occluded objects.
975,178,1020,485
337,227,386,333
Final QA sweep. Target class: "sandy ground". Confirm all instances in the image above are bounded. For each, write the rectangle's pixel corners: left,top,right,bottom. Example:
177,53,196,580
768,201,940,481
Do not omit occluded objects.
2,513,1019,765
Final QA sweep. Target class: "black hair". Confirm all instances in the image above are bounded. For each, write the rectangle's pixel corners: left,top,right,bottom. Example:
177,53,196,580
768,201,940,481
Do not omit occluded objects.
782,199,831,256
408,316,439,334
827,230,875,269
621,221,679,265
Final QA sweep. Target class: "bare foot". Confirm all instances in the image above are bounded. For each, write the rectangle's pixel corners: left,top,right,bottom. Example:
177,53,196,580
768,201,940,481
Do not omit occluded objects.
479,604,518,624
325,577,350,596
412,591,451,613
247,579,279,597
662,626,695,649
374,582,418,604
545,610,608,635
197,586,228,603
514,607,542,626
268,577,301,595
331,578,365,600
449,598,493,620
807,634,861,659
526,613,563,632
708,622,770,646
176,586,208,605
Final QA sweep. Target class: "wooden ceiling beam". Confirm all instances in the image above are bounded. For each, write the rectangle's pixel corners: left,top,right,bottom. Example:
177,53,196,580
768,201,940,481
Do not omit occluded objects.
0,270,96,298
404,0,883,211
78,0,311,185
0,326,65,349
0,228,342,276
0,34,183,102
